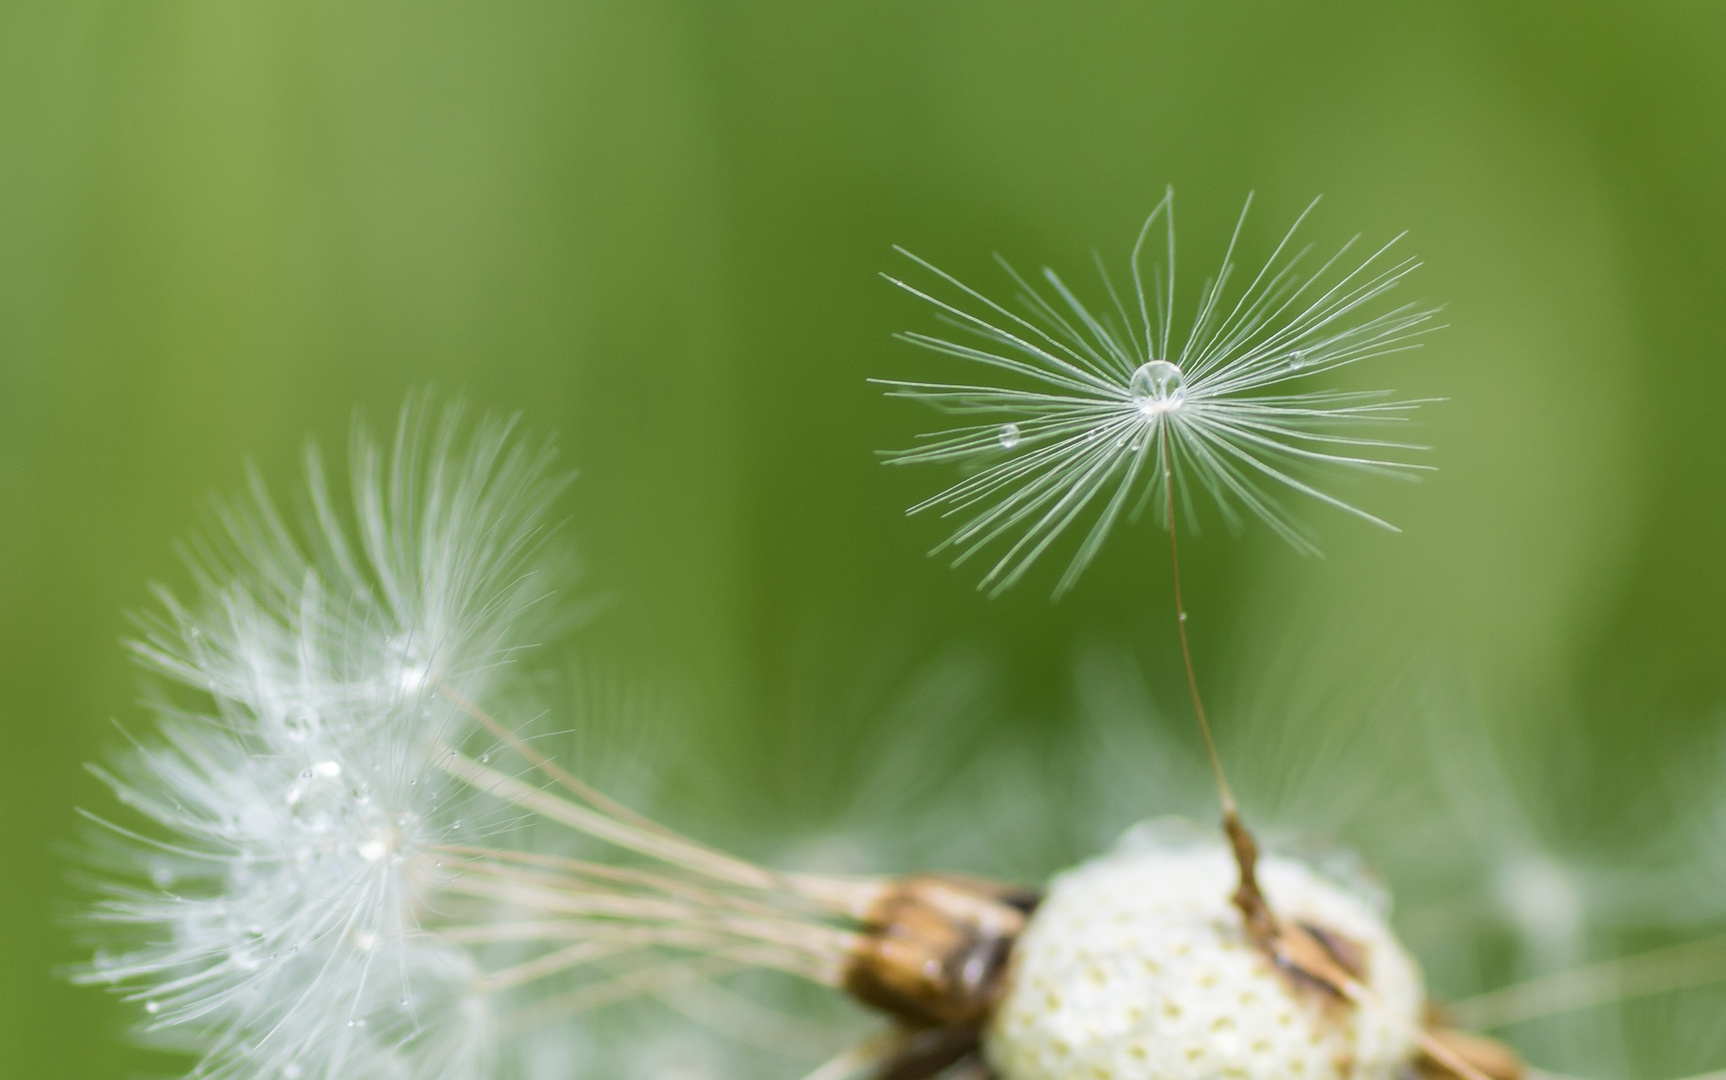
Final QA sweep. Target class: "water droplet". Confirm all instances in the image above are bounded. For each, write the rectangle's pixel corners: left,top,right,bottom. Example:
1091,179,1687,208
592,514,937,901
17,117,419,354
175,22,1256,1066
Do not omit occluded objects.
479,754,490,764
143,1000,161,1015
450,820,461,830
283,1065,303,1080
286,761,347,833
997,423,1022,450
1179,612,1188,622
398,996,410,1008
1129,361,1186,416
1287,349,1308,371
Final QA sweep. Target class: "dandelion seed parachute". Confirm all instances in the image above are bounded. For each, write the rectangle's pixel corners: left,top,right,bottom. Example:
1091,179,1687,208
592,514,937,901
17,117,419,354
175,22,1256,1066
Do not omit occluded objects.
75,399,571,1080
878,189,1442,597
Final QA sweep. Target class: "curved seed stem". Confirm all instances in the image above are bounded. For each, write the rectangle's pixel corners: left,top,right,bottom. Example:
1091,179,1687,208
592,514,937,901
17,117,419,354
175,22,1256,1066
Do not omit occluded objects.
1159,425,1273,943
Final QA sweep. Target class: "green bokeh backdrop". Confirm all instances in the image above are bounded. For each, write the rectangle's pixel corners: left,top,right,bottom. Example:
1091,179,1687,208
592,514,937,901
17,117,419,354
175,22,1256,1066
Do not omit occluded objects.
5,2,1726,1075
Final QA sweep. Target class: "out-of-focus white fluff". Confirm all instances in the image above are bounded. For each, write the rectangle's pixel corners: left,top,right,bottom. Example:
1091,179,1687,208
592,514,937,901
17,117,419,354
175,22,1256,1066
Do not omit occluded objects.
76,399,570,1080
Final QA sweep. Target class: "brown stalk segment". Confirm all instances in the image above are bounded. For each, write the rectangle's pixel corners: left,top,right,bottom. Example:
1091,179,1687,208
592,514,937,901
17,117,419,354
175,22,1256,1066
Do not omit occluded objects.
841,876,1036,1029
872,1027,989,1080
1223,810,1277,951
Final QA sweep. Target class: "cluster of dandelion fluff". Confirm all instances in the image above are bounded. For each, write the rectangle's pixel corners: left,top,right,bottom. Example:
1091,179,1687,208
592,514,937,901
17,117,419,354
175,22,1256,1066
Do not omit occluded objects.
76,401,569,1079
73,399,889,1080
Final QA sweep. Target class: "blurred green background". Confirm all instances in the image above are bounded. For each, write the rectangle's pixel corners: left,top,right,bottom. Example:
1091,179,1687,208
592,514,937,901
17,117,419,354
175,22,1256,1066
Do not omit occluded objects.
5,1,1726,1076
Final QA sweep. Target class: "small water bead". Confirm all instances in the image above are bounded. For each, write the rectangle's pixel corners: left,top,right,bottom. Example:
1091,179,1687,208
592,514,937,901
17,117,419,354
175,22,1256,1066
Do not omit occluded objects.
1286,349,1309,371
143,1000,161,1015
998,423,1022,450
286,761,348,833
1129,361,1187,416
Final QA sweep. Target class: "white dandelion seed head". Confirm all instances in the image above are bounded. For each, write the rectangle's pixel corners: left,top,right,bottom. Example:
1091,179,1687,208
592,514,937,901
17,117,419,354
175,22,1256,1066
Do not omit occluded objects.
986,825,1425,1080
878,189,1442,597
75,397,571,1080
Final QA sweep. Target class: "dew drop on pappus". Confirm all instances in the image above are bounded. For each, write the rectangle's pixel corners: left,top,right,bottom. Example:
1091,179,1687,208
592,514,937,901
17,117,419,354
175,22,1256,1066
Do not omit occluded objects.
1130,360,1186,415
998,423,1022,450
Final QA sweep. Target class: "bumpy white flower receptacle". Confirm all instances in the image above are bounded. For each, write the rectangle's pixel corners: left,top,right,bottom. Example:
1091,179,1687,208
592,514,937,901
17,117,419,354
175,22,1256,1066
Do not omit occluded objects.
986,836,1424,1080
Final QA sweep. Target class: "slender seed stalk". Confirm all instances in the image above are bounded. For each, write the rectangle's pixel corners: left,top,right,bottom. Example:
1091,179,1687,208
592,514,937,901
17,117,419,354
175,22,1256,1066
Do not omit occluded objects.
1159,426,1276,947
